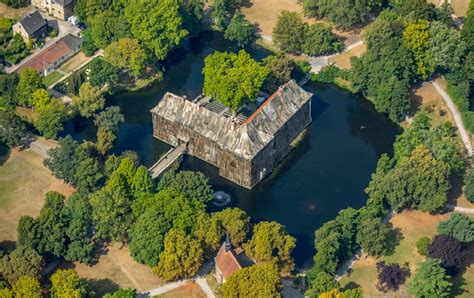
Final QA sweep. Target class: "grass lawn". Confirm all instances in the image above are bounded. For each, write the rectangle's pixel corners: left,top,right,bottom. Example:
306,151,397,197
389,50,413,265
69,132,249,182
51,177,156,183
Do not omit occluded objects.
159,282,206,298
340,211,474,297
329,44,366,69
59,52,89,74
0,148,74,244
42,71,64,88
55,243,163,297
0,3,33,19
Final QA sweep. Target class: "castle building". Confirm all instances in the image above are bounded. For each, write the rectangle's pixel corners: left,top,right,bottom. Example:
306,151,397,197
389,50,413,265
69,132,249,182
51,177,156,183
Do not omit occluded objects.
151,80,313,189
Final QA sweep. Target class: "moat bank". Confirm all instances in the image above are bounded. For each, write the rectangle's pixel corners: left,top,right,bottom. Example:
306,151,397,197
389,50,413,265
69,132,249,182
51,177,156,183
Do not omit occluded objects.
62,31,401,267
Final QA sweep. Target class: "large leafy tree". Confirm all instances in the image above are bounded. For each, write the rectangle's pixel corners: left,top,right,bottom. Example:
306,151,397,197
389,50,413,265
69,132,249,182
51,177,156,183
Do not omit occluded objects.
272,11,305,53
94,106,124,133
203,50,268,111
0,73,19,108
129,209,170,266
224,11,256,48
392,0,437,22
368,145,450,212
243,221,296,274
0,246,42,285
162,171,213,203
408,258,451,297
427,21,466,72
299,0,382,29
11,276,41,298
87,9,131,49
464,168,474,203
16,68,42,107
104,38,147,78
462,3,474,52
262,54,294,93
305,271,340,297
437,213,474,243
427,235,466,276
222,263,282,298
376,261,405,292
213,208,251,247
35,101,69,140
50,269,88,298
0,110,26,147
73,82,105,118
356,218,390,256
302,23,343,56
153,229,203,281
44,136,87,184
88,58,118,88
125,0,188,60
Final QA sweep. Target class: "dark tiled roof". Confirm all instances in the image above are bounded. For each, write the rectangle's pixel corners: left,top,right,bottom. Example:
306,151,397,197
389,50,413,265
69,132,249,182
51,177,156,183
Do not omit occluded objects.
19,10,47,35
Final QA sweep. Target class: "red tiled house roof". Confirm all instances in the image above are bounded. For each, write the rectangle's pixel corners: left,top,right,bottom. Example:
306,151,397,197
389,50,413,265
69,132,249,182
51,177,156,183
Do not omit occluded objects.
215,244,243,279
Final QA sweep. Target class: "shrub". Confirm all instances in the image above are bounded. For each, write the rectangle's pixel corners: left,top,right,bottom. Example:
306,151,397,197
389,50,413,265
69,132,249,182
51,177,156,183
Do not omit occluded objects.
416,236,431,256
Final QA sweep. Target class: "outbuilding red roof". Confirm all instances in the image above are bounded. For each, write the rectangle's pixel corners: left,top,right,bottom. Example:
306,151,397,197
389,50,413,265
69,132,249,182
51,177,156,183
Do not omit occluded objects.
215,244,243,278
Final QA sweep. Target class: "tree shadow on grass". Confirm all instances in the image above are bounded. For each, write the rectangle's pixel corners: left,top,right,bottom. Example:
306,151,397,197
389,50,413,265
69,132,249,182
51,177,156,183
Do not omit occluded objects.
384,226,404,256
0,240,16,252
341,281,361,291
86,278,120,298
0,143,10,166
451,242,474,297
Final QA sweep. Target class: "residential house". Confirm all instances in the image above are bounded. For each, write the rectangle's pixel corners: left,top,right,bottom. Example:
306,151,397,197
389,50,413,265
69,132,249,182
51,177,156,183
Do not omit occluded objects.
12,10,48,43
214,235,253,284
18,34,82,76
32,0,75,21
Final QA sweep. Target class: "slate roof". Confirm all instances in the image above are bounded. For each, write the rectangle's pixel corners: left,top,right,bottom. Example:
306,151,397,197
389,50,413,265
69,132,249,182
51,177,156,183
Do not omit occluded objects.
19,34,82,73
151,80,313,160
19,10,47,35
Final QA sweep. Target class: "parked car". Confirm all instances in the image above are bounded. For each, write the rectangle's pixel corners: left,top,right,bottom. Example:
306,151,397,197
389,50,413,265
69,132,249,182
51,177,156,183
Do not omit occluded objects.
76,22,86,30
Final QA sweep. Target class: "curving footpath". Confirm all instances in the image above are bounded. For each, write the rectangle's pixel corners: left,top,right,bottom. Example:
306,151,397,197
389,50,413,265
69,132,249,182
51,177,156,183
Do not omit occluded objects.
431,80,473,156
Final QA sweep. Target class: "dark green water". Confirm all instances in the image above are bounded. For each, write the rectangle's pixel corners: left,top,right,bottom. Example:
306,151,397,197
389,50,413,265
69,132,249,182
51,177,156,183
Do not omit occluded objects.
62,31,400,267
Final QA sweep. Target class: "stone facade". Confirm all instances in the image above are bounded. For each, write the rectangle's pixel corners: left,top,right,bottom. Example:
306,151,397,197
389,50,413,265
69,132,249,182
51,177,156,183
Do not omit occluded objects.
32,0,75,20
151,80,313,189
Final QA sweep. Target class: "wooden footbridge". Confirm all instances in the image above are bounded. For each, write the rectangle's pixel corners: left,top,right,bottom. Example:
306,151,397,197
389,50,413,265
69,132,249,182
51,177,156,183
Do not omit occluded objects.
148,143,187,179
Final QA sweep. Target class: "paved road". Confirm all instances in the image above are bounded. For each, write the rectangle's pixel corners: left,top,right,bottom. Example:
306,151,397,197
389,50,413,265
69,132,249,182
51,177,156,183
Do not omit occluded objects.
431,80,473,156
6,11,80,73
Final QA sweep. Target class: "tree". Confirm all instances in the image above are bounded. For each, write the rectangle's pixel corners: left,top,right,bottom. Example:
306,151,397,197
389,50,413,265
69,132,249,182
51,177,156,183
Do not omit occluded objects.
129,209,170,266
130,166,154,201
416,237,431,256
65,193,95,264
462,3,474,52
299,0,382,29
0,73,19,108
319,289,343,298
103,288,137,298
0,110,26,147
403,20,432,79
73,82,105,118
356,218,390,256
306,271,339,297
243,221,296,274
125,0,188,60
89,176,134,242
224,11,256,48
16,67,42,106
87,9,131,49
34,192,69,257
222,263,282,298
35,101,69,139
272,11,305,53
96,127,116,156
211,0,230,30
50,269,88,298
376,261,405,292
153,229,203,281
44,136,85,184
165,171,213,203
428,235,466,275
81,28,98,56
465,168,474,203
213,208,250,247
302,23,343,56
408,258,451,297
75,157,104,192
17,215,39,248
94,106,124,133
104,38,147,78
427,21,466,73
372,145,450,212
88,58,118,88
262,55,293,93
202,50,268,111
392,0,437,22
31,88,52,111
12,276,41,298
437,213,474,243
0,246,42,285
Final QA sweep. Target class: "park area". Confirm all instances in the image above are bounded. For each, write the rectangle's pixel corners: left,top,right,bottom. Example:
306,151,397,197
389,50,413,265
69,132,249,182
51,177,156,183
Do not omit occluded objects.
0,143,74,245
340,211,474,297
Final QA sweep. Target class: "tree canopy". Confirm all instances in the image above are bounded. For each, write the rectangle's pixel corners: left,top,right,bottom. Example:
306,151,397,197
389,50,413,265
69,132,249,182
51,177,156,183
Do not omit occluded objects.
408,258,451,297
0,246,42,285
203,50,268,111
437,213,474,243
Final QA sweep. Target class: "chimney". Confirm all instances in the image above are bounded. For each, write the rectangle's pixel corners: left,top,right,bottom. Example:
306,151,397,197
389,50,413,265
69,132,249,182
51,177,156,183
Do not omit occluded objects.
224,233,232,252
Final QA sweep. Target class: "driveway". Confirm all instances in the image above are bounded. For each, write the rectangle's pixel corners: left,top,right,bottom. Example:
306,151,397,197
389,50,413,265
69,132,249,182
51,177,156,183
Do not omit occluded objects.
5,10,80,73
